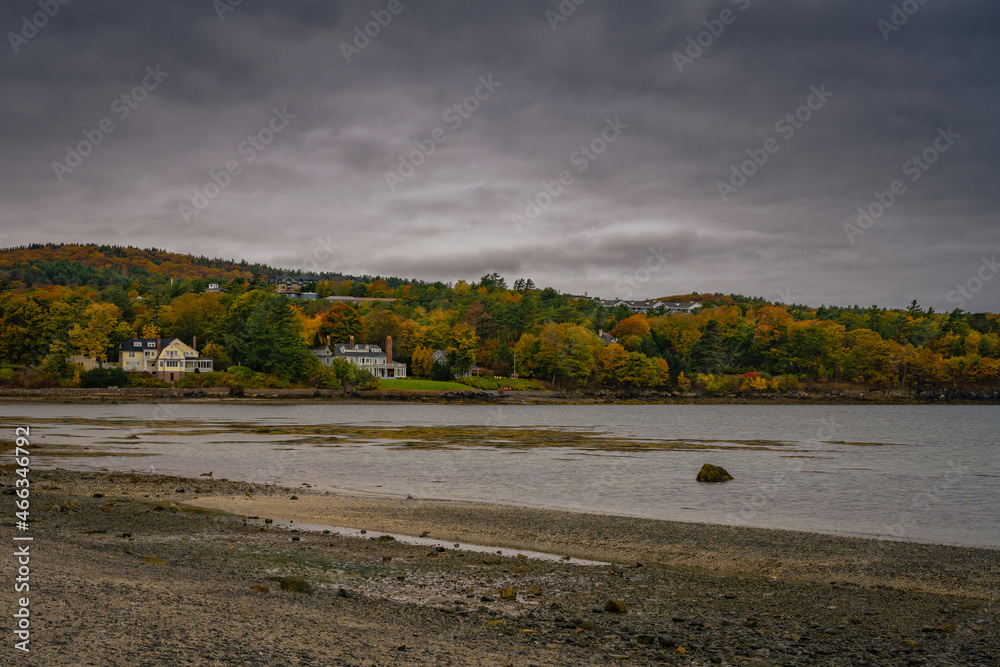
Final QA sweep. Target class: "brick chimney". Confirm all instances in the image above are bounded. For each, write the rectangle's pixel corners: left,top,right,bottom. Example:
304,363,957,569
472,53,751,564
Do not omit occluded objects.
385,335,393,363
326,335,331,347
192,336,197,352
349,335,355,349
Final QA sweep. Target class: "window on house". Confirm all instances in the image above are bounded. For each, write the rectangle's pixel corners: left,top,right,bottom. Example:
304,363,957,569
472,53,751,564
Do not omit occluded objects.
133,342,141,348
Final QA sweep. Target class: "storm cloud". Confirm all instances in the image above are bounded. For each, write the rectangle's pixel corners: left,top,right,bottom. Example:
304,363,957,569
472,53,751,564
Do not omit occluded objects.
1,0,998,310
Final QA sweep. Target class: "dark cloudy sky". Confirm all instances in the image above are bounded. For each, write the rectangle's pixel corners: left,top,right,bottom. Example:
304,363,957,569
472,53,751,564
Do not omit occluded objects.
1,0,998,311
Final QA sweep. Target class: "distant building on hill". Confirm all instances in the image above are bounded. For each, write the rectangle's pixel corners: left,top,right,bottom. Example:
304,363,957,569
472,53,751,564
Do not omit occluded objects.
596,298,701,314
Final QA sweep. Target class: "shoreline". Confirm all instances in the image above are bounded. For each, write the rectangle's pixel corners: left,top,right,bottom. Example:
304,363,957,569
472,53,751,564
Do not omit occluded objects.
2,386,999,405
186,490,1000,602
4,468,998,665
188,491,1000,554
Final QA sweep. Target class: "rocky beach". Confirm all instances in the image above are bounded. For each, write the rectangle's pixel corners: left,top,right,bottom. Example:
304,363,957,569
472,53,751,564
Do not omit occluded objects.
2,468,997,666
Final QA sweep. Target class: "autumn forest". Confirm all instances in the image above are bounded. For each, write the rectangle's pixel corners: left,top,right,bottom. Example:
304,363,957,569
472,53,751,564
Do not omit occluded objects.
1,244,998,392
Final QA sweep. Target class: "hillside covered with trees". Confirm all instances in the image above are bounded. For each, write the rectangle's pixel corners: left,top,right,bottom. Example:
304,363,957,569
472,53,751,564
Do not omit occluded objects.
1,244,998,392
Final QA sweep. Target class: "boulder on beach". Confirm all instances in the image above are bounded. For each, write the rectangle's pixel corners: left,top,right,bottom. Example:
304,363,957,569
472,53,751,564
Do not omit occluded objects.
279,576,313,594
696,464,734,483
605,599,627,614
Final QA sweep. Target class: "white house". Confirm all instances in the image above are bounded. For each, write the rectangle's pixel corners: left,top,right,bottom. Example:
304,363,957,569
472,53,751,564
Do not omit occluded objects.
313,336,407,379
597,298,701,314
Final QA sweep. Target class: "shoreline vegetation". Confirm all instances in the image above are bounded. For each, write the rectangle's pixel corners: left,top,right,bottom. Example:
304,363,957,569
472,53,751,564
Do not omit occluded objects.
3,244,1000,401
6,468,997,665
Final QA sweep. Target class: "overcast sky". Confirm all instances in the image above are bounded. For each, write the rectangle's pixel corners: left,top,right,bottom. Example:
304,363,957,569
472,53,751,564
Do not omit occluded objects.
1,0,997,311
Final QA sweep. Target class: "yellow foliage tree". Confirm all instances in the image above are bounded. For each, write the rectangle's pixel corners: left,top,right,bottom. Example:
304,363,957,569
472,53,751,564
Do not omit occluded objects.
410,346,435,378
68,303,131,362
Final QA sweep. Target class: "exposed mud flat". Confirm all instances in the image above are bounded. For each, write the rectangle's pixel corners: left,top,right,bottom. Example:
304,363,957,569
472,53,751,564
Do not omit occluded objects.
3,468,997,666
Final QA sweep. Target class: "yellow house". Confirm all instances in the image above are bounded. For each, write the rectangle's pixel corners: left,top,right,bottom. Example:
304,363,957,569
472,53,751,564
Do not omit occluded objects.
67,355,103,372
119,337,213,383
154,339,213,382
120,338,162,372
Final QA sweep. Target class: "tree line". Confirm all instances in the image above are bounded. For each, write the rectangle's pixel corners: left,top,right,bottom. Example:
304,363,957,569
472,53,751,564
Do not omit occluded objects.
1,245,998,391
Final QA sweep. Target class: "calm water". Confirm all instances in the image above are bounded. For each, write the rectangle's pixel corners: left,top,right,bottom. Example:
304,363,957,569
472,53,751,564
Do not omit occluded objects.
3,403,998,549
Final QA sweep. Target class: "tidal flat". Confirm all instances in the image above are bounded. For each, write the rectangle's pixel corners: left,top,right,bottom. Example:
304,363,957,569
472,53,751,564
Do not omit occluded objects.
3,468,997,666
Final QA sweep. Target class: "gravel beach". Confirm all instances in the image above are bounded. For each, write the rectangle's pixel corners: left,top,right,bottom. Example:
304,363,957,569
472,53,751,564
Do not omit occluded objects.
2,468,997,666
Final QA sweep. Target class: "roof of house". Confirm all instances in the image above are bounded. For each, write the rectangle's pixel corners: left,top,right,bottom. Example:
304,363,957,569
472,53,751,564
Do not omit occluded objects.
598,298,656,309
333,343,385,356
119,337,178,352
596,298,702,311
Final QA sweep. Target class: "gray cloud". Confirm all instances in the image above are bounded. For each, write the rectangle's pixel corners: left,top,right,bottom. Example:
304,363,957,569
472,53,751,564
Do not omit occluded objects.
1,0,998,311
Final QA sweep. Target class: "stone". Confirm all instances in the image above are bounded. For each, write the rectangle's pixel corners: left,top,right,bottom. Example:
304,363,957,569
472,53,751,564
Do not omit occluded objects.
500,587,517,601
581,620,599,632
278,576,313,594
696,464,734,483
142,557,169,565
657,635,676,647
527,584,542,596
605,599,627,614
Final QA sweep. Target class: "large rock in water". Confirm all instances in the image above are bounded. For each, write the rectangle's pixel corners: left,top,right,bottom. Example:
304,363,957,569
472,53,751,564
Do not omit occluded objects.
696,464,734,483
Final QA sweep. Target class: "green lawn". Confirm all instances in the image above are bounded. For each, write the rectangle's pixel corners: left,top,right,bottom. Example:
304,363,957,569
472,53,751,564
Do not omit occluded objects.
377,378,471,391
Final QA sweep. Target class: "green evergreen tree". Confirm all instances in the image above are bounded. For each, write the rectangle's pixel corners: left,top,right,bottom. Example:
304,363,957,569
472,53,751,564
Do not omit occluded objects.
689,319,725,372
